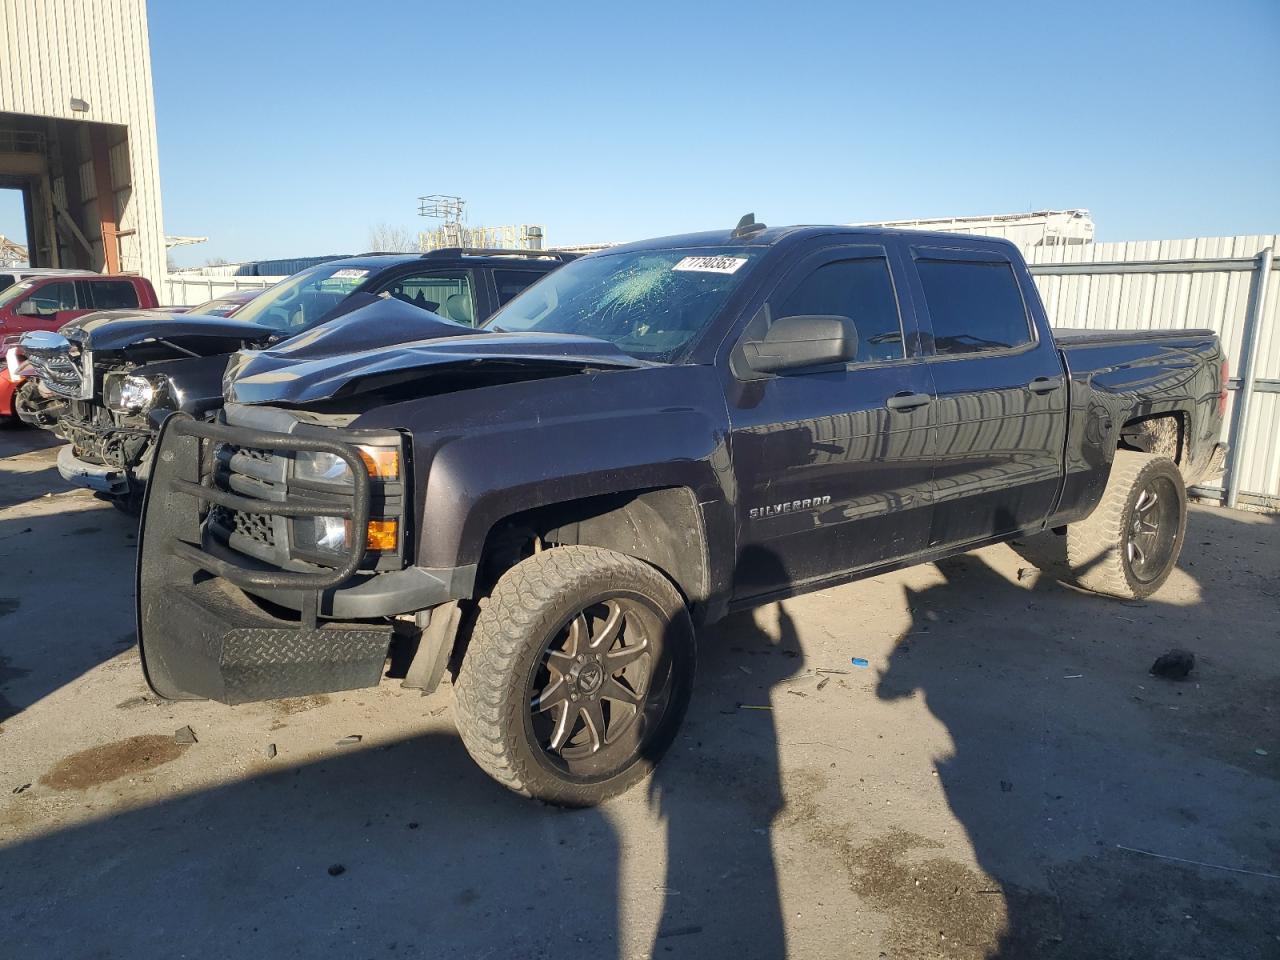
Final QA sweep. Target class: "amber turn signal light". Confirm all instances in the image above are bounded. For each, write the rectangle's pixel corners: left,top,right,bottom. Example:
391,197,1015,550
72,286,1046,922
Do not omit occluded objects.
357,446,400,479
365,519,399,551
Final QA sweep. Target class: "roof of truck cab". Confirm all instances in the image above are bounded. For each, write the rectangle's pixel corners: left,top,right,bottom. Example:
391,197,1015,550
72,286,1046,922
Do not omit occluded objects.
598,225,1020,255
318,252,571,271
3,267,98,277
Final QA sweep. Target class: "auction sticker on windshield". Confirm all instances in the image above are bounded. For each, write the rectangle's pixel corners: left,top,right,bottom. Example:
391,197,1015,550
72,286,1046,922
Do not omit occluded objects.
330,269,370,279
672,256,748,274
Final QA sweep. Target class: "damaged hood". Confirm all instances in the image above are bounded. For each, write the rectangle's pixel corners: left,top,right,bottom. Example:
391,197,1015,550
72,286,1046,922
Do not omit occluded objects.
61,310,278,352
224,296,648,406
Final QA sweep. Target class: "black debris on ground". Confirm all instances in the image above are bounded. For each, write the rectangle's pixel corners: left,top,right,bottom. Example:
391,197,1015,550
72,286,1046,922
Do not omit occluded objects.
1150,649,1195,681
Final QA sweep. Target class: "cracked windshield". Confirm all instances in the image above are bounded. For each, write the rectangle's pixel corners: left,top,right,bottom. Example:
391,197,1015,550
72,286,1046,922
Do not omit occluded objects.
486,247,766,361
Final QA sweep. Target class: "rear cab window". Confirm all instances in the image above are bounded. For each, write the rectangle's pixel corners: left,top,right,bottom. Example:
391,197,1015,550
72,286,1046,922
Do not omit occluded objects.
913,249,1034,356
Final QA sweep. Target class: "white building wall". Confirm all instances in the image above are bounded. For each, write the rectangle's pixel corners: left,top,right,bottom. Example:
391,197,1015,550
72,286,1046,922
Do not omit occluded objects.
0,0,165,282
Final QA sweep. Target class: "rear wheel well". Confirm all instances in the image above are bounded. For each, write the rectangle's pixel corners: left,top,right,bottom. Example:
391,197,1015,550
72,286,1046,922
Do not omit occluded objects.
476,488,709,605
1119,413,1184,465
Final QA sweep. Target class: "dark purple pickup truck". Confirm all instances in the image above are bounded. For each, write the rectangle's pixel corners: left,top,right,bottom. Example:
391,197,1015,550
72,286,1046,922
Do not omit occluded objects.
137,217,1227,806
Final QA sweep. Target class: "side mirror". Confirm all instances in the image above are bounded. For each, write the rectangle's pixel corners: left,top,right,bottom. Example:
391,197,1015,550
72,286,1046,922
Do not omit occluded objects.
15,300,41,317
742,314,858,374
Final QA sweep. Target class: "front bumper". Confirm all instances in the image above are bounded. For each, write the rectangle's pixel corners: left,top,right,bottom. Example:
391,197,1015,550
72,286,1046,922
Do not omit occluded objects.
140,575,394,704
57,444,129,494
136,411,470,704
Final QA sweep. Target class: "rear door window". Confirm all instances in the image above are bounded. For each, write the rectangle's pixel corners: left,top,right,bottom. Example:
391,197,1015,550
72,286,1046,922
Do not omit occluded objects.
378,270,476,325
88,279,140,309
493,269,543,306
915,258,1032,356
776,256,905,363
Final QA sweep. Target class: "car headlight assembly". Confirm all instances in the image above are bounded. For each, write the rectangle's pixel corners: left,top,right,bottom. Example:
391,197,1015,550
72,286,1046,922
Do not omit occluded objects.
312,515,350,553
294,445,401,484
292,441,404,560
294,450,354,484
105,373,163,413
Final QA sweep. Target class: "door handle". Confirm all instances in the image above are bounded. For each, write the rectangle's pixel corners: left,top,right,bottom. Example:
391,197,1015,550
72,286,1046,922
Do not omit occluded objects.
1027,377,1063,395
886,391,932,412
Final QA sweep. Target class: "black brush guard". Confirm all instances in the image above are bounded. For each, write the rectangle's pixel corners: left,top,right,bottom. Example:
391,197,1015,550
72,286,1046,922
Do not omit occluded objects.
136,413,393,704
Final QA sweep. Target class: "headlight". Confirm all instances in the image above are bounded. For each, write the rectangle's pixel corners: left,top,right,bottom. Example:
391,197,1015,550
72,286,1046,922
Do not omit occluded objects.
304,515,399,555
294,444,401,483
294,450,353,483
104,374,161,413
291,439,404,560
312,516,349,552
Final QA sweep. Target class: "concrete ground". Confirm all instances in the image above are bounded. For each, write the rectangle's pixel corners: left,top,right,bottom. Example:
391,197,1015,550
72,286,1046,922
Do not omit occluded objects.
1,426,1277,960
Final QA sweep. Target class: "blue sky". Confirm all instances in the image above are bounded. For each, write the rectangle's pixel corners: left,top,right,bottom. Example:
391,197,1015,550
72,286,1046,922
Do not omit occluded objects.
3,0,1279,266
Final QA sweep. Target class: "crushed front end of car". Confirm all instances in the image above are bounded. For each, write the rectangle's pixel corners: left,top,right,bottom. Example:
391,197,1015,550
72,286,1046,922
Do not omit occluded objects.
18,326,165,495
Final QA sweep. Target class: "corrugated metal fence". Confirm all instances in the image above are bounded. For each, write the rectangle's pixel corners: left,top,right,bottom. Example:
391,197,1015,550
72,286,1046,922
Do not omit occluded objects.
1025,235,1279,508
166,274,283,305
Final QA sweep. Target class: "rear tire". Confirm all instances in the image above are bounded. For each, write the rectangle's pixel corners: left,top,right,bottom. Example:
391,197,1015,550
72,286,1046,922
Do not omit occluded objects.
1066,451,1187,599
453,545,695,806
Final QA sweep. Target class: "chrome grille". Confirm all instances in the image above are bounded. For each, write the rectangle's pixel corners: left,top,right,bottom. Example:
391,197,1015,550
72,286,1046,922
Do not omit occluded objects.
26,348,89,399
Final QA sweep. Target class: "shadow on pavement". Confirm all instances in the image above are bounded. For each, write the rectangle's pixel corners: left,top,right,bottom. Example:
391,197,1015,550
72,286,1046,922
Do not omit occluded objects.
0,422,61,458
0,492,139,723
2,552,803,960
646,594,804,956
876,508,1280,959
1,730,626,958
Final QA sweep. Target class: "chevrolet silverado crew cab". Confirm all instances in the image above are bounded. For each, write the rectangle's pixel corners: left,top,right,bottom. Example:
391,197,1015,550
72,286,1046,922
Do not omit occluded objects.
136,218,1227,806
14,248,571,510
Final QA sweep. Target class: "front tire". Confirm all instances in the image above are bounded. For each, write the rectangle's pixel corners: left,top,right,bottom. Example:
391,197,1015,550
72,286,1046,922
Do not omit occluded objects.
1066,451,1187,599
453,545,695,806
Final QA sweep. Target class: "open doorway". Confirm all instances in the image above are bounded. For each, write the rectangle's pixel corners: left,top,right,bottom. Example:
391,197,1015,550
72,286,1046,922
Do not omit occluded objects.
1,186,31,278
1,117,133,275
1,186,31,289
